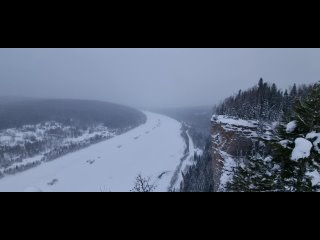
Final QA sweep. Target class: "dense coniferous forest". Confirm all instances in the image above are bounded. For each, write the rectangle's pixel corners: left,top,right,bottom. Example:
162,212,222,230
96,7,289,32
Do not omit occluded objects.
215,78,313,122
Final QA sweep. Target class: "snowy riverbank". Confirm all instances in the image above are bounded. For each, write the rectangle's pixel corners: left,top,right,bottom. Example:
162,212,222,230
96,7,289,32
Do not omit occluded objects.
0,112,186,192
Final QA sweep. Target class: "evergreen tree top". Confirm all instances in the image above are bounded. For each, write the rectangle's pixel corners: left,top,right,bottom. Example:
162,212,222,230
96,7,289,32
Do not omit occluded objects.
215,78,312,122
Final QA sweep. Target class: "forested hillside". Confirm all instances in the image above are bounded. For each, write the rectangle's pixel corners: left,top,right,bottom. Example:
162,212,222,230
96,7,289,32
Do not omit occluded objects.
0,99,146,177
0,98,145,130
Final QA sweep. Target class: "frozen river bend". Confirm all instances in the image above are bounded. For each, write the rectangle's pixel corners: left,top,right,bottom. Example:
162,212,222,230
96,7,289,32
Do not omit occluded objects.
0,112,186,192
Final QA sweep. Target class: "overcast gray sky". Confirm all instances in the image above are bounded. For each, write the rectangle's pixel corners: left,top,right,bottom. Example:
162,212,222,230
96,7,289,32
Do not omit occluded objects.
0,48,319,108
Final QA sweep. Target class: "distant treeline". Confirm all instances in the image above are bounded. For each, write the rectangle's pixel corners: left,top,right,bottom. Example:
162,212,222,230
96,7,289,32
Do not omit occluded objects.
0,99,146,130
215,78,313,122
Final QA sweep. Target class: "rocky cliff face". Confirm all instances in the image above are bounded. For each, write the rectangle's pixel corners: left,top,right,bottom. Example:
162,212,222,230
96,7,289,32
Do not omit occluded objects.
211,115,273,191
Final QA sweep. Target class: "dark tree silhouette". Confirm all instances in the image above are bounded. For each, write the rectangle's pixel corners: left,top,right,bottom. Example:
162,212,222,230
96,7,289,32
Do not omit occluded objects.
131,174,157,192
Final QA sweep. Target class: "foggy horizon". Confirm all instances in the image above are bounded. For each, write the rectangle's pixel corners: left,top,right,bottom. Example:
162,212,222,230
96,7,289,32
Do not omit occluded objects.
1,48,320,108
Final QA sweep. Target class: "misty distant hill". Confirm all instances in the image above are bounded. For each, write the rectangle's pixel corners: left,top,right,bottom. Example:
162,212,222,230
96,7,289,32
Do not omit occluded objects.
153,106,213,150
0,98,146,130
154,106,213,134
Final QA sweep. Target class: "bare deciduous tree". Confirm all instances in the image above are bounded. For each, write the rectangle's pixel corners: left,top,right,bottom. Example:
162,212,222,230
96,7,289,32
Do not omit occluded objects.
131,174,157,192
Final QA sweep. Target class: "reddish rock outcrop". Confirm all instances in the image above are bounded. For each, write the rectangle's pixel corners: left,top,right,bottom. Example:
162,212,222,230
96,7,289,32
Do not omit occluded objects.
211,115,273,191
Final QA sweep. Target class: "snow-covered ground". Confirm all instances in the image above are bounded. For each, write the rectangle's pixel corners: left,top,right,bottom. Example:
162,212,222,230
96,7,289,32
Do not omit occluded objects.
211,115,258,128
0,121,116,173
218,151,237,192
0,112,186,192
0,122,114,148
211,114,275,140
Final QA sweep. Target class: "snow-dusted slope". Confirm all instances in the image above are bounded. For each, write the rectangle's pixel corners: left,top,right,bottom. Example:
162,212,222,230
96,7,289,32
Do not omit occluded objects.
171,131,203,191
0,112,186,192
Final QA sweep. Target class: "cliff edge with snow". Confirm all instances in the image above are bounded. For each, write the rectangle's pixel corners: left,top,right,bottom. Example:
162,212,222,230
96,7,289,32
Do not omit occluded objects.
211,115,274,191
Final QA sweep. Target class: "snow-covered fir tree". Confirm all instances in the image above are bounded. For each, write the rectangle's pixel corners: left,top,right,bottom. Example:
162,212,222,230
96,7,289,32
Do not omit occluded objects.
226,155,282,192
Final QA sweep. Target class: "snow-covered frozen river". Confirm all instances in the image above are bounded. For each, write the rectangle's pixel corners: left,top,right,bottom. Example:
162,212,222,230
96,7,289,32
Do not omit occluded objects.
0,112,186,192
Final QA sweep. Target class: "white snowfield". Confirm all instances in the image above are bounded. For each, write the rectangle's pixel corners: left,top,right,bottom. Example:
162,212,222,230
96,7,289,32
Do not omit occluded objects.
0,112,186,192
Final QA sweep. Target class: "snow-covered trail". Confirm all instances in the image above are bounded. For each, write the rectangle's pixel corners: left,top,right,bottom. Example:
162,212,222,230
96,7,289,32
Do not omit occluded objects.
0,112,186,192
